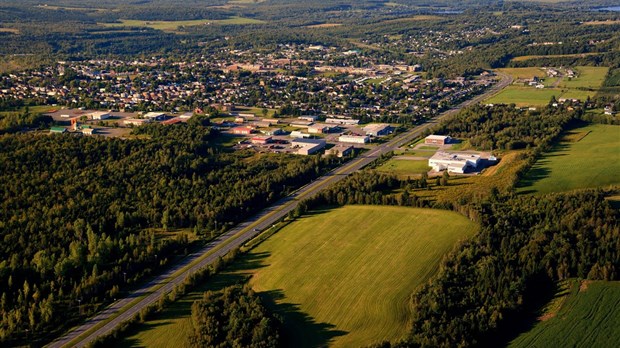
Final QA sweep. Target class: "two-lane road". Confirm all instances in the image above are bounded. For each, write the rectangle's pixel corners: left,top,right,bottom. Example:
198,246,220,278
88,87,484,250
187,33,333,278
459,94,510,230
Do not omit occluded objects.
47,72,511,348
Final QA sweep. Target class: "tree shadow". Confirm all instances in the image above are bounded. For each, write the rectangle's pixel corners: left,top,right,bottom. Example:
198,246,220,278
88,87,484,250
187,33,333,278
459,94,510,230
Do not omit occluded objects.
115,252,271,346
478,274,557,348
258,289,348,348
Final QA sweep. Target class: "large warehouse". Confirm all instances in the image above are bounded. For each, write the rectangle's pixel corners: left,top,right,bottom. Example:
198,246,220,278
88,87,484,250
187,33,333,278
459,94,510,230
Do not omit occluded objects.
429,151,481,174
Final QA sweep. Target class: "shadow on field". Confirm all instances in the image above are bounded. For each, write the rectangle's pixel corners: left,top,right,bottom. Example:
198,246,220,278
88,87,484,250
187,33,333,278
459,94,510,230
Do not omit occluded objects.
115,252,271,347
259,289,348,348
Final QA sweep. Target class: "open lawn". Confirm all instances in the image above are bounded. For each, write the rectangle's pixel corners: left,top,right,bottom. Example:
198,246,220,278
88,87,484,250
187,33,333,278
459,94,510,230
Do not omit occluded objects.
517,124,620,194
376,157,431,176
509,280,620,348
116,206,477,347
486,86,561,107
101,16,265,31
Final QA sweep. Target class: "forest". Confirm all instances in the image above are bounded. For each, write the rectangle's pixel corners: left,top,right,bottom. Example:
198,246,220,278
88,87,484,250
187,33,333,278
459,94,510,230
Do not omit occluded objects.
0,123,339,345
189,285,281,348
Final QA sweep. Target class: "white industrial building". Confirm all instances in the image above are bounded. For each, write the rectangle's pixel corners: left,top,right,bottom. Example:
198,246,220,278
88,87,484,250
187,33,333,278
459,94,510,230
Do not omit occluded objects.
292,138,326,155
90,111,110,120
429,151,481,174
326,118,360,125
143,112,166,121
339,134,370,144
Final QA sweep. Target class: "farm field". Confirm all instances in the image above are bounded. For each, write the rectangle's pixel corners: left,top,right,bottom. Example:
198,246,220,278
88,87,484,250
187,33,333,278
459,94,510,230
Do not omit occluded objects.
249,206,477,347
509,280,620,348
517,124,620,195
101,16,265,31
488,67,609,106
558,66,609,89
116,206,477,347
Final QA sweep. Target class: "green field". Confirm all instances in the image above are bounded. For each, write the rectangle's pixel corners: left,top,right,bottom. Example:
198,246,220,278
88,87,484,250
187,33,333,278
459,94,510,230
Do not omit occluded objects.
486,86,561,107
249,206,476,347
559,66,609,89
101,16,265,31
376,157,431,176
118,206,477,347
489,66,609,106
510,280,620,348
517,124,620,194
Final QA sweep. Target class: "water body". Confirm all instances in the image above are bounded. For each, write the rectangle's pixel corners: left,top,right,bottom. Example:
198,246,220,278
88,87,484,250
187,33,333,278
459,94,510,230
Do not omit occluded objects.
595,6,620,12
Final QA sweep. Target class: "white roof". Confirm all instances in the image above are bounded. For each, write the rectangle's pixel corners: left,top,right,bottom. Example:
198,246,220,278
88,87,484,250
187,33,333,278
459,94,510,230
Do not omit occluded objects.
426,134,450,140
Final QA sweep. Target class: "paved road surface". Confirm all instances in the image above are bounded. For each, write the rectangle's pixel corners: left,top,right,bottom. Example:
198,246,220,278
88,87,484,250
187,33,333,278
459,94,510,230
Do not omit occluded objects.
47,72,511,348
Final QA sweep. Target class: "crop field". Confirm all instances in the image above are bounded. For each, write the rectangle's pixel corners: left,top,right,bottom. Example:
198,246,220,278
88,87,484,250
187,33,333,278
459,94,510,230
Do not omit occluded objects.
101,16,265,31
509,280,620,348
376,157,431,176
116,206,477,347
517,124,620,195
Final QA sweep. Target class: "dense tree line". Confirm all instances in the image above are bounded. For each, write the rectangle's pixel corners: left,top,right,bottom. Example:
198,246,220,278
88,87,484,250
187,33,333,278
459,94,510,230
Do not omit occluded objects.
432,104,579,150
407,190,619,347
189,285,281,348
0,108,52,134
0,123,337,345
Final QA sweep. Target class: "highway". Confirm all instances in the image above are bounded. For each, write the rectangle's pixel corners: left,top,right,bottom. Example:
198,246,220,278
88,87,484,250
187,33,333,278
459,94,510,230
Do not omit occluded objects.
47,72,511,348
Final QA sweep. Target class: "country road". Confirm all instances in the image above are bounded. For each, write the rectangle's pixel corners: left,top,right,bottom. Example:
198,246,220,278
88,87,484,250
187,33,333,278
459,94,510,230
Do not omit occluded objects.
47,72,511,348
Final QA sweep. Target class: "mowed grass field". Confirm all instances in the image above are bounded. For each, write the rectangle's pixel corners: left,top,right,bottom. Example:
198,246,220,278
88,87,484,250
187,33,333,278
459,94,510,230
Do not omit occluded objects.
488,67,609,106
509,280,620,348
117,206,477,347
249,206,477,347
517,124,620,194
486,86,561,107
376,157,431,176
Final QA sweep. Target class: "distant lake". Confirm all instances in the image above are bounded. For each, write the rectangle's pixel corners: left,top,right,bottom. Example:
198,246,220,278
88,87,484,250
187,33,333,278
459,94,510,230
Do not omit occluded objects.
595,6,620,12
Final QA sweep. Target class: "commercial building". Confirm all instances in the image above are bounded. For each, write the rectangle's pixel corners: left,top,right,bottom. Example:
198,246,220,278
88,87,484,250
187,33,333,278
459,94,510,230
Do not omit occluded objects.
326,145,354,157
308,124,331,134
261,128,285,136
339,134,370,144
428,151,481,174
90,111,110,120
292,138,326,155
231,126,255,135
251,136,272,145
363,123,393,136
290,131,312,138
143,112,166,121
124,118,152,126
326,118,360,125
425,134,451,145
